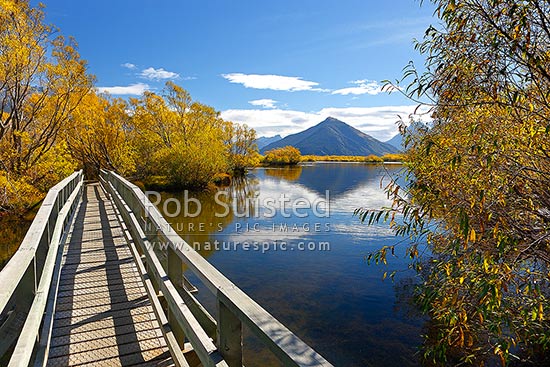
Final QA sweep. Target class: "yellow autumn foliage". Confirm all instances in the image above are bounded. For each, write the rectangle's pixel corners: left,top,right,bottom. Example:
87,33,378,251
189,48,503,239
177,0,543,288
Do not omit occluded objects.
262,146,301,165
358,0,550,364
0,1,258,212
0,0,91,213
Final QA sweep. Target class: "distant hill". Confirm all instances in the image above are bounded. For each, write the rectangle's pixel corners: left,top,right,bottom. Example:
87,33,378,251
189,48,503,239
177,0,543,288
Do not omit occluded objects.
261,117,398,156
385,122,425,151
256,134,282,149
385,133,403,150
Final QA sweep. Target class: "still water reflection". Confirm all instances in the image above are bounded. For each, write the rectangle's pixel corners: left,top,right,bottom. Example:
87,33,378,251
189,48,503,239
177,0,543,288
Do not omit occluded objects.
156,163,423,367
0,217,31,270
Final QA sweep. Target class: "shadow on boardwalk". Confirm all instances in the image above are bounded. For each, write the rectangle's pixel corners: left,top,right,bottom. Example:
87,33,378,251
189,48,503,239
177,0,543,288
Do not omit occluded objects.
45,183,173,367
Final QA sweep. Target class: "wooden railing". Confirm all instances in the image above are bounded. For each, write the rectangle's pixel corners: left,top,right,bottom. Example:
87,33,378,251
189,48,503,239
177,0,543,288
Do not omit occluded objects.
0,170,84,366
100,170,333,367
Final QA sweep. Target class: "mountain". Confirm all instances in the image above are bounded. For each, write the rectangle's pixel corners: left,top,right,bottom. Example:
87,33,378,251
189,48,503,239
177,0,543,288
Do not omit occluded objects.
261,117,398,156
256,134,282,149
385,133,403,150
386,122,425,151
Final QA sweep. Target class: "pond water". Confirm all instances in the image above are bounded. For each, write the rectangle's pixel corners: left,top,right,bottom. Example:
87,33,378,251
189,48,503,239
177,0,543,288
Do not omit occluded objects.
155,163,424,367
0,216,32,271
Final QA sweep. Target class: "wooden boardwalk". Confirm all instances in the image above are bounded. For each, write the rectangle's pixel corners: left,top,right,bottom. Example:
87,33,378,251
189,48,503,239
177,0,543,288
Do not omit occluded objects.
0,171,332,367
46,184,174,367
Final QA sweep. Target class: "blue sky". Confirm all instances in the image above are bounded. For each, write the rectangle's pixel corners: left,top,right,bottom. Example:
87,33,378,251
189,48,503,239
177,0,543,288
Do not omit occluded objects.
38,0,436,140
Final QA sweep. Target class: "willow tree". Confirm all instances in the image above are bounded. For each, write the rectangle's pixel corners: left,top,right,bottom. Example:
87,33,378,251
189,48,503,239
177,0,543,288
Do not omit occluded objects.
129,82,230,188
223,122,258,174
359,0,550,365
0,0,92,211
67,92,136,178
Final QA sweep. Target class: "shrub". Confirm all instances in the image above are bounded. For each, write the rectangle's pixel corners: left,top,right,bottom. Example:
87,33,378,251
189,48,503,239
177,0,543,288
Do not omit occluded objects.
262,146,301,165
381,153,405,162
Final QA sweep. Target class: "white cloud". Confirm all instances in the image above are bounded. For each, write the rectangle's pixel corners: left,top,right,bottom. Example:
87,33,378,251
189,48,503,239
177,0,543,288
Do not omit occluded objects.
96,83,149,96
249,99,278,109
222,73,325,92
221,105,431,141
332,80,385,96
121,62,137,70
140,67,180,81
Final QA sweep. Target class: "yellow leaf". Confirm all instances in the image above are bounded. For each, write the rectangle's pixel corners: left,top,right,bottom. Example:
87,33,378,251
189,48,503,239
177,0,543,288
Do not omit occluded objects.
447,0,456,12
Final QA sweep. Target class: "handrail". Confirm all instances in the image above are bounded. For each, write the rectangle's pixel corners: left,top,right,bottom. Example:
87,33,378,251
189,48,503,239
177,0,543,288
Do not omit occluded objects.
0,170,84,361
100,170,333,367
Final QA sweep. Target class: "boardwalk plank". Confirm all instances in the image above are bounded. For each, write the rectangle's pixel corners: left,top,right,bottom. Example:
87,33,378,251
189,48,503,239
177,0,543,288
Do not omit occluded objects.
46,183,174,367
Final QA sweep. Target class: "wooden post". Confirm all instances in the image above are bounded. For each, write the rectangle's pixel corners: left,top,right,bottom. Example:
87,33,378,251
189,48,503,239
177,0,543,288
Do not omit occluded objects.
98,171,334,367
217,300,242,367
167,246,186,349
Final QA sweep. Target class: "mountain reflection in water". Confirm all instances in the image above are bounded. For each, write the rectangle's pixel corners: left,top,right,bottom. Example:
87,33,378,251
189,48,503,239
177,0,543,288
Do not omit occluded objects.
156,163,423,367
